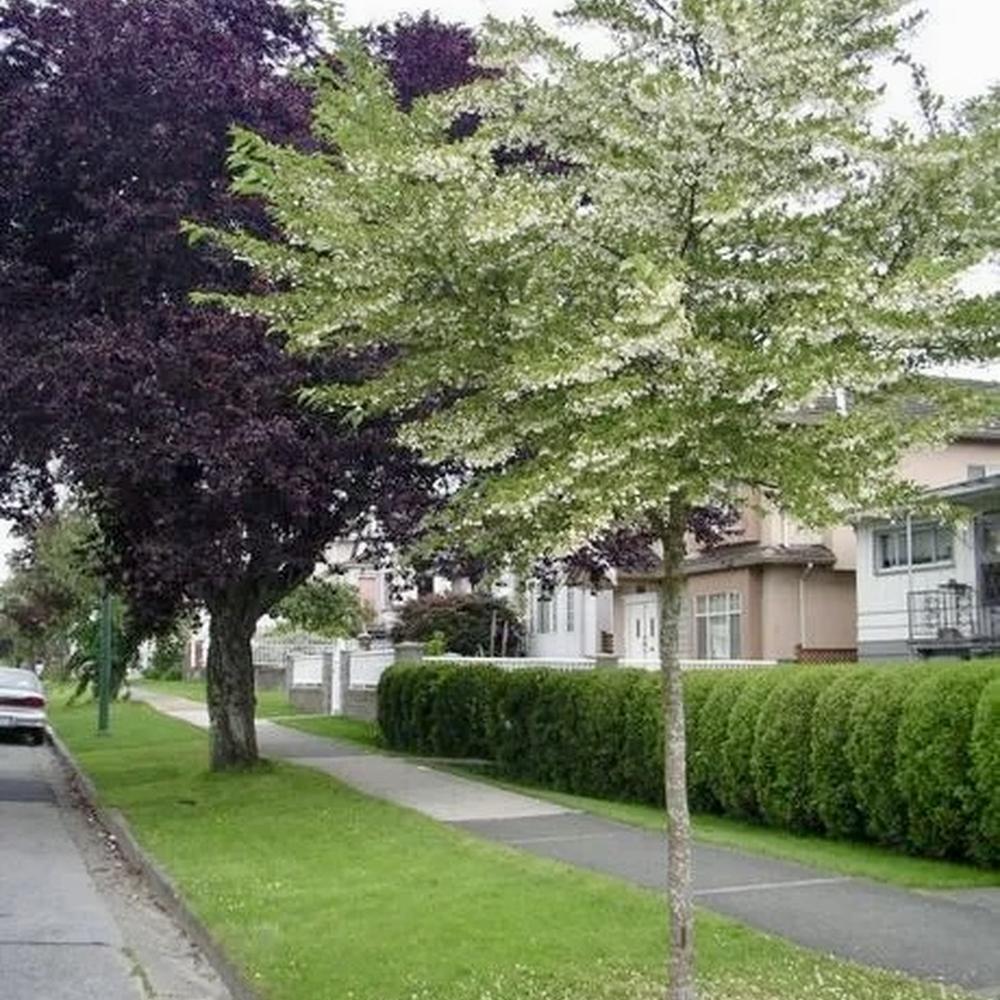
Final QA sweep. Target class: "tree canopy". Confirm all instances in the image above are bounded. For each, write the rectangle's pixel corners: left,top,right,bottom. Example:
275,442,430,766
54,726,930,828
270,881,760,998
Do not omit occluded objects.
200,0,999,989
200,8,998,566
0,0,487,766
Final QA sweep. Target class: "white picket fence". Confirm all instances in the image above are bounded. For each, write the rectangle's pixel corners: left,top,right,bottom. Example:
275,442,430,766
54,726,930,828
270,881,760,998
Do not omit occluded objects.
422,655,778,673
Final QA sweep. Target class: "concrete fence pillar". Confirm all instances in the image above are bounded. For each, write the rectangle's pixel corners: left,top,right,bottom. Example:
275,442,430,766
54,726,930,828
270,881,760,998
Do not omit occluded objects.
394,641,425,665
321,651,335,715
593,653,620,669
340,649,351,710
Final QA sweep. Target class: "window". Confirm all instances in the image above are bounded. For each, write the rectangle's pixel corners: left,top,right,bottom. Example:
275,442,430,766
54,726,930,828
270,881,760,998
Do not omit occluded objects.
565,589,575,632
695,592,741,660
874,522,952,572
536,594,555,634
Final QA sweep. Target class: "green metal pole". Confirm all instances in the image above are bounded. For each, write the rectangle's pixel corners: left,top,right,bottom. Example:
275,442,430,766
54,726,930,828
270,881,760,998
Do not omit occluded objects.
98,586,112,733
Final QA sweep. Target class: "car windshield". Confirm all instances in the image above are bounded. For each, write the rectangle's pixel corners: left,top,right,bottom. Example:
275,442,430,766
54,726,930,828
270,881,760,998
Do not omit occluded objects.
0,668,40,691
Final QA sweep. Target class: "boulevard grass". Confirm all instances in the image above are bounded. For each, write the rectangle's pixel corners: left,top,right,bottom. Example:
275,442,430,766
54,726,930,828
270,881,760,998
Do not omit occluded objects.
50,700,970,1000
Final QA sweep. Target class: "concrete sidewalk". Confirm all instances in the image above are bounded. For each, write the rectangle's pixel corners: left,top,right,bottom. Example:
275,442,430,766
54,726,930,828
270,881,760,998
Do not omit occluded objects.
135,689,1000,997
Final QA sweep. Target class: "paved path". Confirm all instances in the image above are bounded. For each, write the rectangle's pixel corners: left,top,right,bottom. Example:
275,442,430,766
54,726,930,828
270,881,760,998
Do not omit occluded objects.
136,690,1000,997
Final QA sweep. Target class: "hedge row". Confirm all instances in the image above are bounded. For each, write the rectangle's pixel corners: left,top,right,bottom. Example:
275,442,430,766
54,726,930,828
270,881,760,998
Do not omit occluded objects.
377,661,1000,865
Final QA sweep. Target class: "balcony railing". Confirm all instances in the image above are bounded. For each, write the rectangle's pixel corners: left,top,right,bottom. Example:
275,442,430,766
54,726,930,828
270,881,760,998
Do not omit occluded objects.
907,584,1000,651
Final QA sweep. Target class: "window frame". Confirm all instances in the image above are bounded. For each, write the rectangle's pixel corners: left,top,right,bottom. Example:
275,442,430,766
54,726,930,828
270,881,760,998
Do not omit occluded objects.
873,521,954,575
536,593,556,634
694,591,742,660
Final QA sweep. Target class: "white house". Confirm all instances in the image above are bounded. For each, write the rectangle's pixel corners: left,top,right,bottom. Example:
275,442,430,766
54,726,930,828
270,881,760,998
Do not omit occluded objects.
523,582,617,661
856,470,1000,659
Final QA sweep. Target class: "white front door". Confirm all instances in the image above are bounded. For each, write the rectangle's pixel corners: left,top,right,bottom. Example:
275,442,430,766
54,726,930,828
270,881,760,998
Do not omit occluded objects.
625,596,659,664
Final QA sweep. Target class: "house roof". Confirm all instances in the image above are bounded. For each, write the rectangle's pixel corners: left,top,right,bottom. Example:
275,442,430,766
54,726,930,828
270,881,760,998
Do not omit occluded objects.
618,542,837,580
785,378,1000,440
926,472,1000,511
683,542,837,576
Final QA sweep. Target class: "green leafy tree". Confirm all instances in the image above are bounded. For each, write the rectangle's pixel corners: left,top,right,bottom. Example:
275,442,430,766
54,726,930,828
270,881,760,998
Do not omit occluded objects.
0,507,105,670
146,624,191,681
198,5,999,996
271,577,371,638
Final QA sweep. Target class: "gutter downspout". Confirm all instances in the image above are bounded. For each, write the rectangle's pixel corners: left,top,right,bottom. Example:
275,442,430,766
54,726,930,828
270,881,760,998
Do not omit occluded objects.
799,562,816,657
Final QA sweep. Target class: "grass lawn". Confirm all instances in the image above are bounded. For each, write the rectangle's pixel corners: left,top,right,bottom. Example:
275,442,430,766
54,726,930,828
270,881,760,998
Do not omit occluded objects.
438,765,1000,892
278,713,381,748
50,700,969,1000
136,678,298,719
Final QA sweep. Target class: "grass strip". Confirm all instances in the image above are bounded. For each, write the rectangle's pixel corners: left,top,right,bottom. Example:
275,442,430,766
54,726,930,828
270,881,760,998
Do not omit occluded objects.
51,699,971,1000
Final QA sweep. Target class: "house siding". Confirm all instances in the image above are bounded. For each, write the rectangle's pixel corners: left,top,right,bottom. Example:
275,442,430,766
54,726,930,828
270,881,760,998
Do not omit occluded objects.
855,517,977,654
758,565,855,660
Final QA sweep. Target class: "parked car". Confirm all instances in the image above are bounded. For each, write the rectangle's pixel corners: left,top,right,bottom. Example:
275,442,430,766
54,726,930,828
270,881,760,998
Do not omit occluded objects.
0,667,47,745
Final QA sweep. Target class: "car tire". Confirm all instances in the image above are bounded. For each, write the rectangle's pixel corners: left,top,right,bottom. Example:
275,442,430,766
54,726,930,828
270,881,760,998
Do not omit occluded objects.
28,730,46,747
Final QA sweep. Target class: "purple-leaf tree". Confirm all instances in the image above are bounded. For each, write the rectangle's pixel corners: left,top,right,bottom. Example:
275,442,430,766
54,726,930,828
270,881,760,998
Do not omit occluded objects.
0,0,474,768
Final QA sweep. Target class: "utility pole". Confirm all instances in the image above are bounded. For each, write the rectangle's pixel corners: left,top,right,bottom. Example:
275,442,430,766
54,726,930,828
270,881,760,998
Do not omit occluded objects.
98,585,112,733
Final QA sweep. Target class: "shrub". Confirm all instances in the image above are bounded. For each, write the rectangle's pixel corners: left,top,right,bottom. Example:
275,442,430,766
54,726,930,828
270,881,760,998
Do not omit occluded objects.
146,629,186,680
683,670,722,812
692,672,752,812
971,677,1000,865
392,593,524,657
429,664,505,758
846,668,918,846
752,669,840,832
810,668,874,839
896,664,998,858
717,670,785,819
619,671,662,804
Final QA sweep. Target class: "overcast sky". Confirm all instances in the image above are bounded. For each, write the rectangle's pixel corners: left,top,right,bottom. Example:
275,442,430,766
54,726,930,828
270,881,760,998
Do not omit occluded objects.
345,0,999,117
1,1,996,578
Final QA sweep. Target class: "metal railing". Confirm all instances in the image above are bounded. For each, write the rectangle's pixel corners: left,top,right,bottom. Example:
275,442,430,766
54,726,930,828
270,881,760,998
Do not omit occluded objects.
907,585,1000,650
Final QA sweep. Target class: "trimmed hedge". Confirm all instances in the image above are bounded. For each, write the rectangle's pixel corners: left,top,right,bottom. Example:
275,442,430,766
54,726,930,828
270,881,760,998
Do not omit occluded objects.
752,670,839,832
717,670,785,819
971,678,1000,865
377,661,1000,864
810,669,874,839
845,668,915,846
695,672,752,812
896,665,996,858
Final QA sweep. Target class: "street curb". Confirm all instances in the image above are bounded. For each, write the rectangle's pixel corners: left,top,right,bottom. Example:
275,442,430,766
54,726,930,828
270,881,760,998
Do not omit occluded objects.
48,730,260,1000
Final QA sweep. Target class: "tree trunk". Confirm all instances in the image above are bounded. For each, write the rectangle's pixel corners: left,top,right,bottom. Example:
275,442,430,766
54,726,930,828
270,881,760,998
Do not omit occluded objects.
657,502,696,1000
205,595,259,771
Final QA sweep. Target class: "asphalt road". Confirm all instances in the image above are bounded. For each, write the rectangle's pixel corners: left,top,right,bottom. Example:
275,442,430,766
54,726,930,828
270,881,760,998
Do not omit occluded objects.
0,735,142,1000
0,732,230,1000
